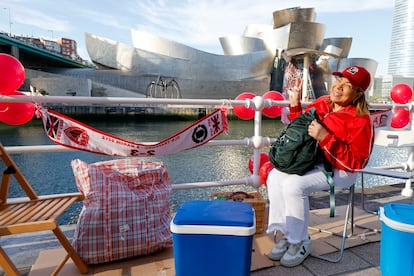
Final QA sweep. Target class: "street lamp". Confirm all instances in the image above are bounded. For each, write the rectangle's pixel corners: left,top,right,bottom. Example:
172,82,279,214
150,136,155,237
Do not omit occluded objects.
3,7,11,36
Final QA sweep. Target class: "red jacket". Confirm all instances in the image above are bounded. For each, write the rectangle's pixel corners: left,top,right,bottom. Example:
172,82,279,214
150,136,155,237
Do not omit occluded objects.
289,95,374,172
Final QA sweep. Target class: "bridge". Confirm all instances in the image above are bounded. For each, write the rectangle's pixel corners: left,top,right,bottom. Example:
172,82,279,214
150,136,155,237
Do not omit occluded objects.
0,33,90,69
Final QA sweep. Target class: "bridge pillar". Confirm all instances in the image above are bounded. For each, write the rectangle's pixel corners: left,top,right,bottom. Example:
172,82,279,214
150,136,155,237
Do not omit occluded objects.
11,46,19,59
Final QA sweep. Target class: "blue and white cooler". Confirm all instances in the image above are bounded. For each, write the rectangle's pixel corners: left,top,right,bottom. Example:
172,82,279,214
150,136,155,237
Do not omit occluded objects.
170,200,255,276
379,203,414,276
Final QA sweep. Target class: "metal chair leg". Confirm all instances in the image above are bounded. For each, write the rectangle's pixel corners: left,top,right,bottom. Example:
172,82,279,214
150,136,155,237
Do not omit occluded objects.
310,185,355,263
357,173,381,233
360,172,378,215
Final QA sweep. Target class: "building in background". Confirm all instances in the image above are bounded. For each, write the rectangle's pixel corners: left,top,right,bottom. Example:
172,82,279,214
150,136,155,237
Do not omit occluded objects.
16,35,79,60
373,75,414,101
388,0,414,77
41,38,60,53
57,37,78,59
372,0,414,102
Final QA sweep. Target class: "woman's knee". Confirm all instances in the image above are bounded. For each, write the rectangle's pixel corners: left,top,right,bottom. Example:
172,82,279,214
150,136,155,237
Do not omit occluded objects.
281,175,307,196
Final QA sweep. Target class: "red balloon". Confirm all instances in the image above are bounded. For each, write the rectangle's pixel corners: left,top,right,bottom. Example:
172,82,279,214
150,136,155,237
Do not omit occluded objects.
391,108,411,128
0,91,35,125
0,54,25,95
259,161,274,186
390,84,413,104
248,152,270,173
262,91,285,118
233,92,256,120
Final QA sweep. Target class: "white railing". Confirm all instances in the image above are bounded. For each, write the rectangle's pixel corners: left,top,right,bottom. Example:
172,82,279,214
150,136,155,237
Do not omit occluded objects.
1,94,413,192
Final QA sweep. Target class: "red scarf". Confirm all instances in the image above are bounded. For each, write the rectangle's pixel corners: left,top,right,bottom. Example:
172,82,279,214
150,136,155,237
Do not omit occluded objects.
38,107,228,156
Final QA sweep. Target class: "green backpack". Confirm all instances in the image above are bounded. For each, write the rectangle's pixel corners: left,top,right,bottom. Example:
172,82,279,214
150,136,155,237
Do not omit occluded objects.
269,108,319,175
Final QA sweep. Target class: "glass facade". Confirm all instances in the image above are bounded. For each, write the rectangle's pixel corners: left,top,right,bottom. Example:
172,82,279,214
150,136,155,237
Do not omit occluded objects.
388,0,414,76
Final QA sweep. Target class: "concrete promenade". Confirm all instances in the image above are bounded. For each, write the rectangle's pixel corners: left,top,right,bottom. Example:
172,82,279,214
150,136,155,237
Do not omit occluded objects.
253,183,412,276
0,183,412,275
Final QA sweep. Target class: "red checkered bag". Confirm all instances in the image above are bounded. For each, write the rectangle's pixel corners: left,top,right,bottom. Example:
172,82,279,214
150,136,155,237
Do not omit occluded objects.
71,158,172,264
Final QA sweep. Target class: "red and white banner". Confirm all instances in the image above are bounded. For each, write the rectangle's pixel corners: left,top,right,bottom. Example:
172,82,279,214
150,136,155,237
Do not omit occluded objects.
370,109,392,128
38,108,228,157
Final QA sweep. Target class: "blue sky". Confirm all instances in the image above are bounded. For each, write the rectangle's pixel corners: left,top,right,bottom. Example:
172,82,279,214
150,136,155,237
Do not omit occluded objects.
0,0,395,76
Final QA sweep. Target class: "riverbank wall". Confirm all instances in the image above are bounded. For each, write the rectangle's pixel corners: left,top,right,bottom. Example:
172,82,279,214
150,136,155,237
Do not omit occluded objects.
43,104,248,121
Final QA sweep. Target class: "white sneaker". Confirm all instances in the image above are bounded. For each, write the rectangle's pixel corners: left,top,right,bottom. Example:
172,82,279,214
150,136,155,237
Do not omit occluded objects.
267,236,289,261
280,239,312,267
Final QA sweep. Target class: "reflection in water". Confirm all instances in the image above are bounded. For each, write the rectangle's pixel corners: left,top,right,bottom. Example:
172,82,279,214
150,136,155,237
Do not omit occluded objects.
0,118,410,223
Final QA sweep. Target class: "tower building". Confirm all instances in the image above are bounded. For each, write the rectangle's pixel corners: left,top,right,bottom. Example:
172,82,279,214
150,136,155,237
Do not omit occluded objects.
388,0,414,77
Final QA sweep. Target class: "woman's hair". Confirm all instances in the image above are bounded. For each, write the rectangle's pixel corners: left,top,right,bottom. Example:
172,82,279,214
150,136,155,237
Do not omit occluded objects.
355,88,370,116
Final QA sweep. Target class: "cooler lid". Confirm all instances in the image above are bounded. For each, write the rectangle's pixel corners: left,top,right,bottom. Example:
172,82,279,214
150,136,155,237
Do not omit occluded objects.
383,203,414,225
173,200,254,227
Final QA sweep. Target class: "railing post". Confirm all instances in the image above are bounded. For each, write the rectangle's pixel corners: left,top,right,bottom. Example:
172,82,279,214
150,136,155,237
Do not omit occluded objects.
250,96,266,188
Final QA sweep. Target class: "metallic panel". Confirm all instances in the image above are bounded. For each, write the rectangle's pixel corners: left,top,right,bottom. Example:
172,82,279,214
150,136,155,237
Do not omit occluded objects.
242,22,325,55
219,35,267,55
286,22,325,50
320,37,353,58
272,7,316,29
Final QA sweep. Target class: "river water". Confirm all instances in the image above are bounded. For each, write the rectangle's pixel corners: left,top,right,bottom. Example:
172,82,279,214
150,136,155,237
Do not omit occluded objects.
0,116,410,224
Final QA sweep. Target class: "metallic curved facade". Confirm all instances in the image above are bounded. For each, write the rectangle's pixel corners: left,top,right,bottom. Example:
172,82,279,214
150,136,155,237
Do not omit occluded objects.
320,37,352,58
272,7,316,29
243,22,326,55
388,0,414,77
87,32,274,81
82,7,378,99
219,36,267,55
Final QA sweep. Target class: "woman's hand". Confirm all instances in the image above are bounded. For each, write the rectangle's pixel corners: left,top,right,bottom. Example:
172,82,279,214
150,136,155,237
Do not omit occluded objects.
288,79,302,107
308,119,328,141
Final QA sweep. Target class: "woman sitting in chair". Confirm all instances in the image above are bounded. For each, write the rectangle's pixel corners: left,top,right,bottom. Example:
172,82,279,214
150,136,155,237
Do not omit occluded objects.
266,66,374,267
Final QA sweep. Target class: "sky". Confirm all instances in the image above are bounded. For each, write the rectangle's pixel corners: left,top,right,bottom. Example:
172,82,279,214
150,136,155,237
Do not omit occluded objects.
0,0,395,76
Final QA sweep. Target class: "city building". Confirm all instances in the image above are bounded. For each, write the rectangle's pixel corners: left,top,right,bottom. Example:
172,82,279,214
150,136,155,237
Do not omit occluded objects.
57,37,78,59
373,75,414,102
388,0,414,77
370,0,414,102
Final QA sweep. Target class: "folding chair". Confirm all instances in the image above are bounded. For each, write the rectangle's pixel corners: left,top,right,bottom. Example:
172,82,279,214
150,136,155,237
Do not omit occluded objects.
308,183,356,263
0,143,88,275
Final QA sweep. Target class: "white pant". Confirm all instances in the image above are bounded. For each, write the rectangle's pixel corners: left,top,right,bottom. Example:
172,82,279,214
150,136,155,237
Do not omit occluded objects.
266,166,357,244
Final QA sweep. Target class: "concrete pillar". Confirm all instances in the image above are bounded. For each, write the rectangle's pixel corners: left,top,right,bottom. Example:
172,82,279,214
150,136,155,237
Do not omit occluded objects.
11,46,19,59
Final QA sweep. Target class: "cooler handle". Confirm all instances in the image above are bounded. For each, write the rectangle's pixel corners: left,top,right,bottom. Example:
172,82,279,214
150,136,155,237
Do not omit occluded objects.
379,206,414,233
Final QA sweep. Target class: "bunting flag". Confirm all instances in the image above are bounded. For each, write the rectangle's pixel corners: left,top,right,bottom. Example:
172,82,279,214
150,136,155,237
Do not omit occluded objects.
38,107,228,157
